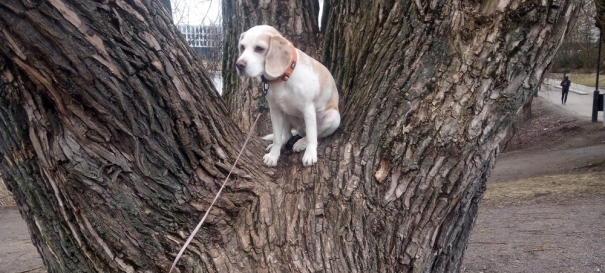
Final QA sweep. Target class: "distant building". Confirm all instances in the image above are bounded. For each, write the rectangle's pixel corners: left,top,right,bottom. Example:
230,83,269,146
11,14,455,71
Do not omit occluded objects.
177,25,221,58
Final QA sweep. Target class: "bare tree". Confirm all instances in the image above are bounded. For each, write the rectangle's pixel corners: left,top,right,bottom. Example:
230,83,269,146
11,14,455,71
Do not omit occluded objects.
0,1,579,273
595,0,605,34
171,0,220,26
553,0,600,72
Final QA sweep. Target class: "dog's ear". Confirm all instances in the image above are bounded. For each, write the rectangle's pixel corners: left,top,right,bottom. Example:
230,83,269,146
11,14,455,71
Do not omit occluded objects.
265,35,291,78
238,32,246,54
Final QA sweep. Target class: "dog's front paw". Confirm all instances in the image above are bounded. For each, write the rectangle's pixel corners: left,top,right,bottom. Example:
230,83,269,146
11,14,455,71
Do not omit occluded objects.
293,137,308,152
263,153,279,167
302,149,317,167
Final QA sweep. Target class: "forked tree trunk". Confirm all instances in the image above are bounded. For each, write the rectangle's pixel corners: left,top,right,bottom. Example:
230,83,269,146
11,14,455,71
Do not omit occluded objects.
596,0,605,42
0,0,578,273
222,0,321,133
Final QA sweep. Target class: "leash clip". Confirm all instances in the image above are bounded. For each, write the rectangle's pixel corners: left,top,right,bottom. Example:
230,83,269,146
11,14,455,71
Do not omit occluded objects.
259,76,269,113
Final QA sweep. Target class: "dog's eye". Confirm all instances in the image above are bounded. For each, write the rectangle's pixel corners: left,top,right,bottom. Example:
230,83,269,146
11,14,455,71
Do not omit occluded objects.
254,46,265,53
240,45,245,51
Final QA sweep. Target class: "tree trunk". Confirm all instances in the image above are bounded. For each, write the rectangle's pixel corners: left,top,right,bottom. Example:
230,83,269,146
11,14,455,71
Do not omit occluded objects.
0,0,269,271
595,0,605,74
159,0,171,18
319,1,579,271
222,0,321,133
0,1,578,273
596,0,605,31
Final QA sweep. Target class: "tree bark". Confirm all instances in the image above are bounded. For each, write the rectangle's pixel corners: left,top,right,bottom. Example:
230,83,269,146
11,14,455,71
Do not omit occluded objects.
0,0,269,271
222,0,321,133
159,0,171,18
321,2,579,271
0,0,579,273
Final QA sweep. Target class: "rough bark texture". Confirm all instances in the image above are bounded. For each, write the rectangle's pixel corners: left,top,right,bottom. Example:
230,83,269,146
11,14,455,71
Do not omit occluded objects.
222,0,321,133
321,1,579,271
0,0,579,273
159,0,171,17
0,0,270,271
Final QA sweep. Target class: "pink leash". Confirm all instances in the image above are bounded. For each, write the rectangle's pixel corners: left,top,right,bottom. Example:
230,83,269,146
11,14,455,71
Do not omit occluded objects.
169,112,263,272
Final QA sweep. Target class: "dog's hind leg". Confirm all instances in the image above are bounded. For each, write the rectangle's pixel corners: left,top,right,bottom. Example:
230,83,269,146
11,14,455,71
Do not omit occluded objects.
317,109,340,138
293,109,340,153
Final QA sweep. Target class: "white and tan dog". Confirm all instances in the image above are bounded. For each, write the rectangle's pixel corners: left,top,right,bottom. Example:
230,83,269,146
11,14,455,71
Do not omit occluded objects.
236,25,340,167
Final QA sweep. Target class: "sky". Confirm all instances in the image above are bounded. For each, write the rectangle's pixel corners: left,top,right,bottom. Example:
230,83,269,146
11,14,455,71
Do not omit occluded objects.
170,0,324,26
171,0,221,26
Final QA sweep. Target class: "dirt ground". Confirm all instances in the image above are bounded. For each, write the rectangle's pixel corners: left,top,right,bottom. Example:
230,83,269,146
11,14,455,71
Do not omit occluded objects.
0,206,46,273
462,196,605,273
1,98,605,273
462,98,605,273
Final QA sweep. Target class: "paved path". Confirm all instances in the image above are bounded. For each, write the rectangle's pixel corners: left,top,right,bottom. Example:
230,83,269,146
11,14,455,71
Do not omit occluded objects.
490,140,605,183
542,78,600,121
0,207,46,273
489,79,605,183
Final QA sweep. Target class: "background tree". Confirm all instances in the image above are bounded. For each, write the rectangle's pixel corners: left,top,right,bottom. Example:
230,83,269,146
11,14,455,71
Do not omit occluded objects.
171,0,223,74
552,0,601,72
0,1,580,273
595,0,605,74
597,0,605,32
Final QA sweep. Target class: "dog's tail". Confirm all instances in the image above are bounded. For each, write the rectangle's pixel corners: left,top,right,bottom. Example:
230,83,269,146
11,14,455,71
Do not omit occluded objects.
260,130,299,141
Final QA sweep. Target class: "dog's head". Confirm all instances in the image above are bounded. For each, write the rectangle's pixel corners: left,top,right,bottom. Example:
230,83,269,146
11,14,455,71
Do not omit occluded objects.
236,25,293,79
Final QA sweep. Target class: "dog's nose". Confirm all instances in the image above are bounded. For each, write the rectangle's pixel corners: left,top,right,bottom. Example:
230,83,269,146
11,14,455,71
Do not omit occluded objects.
236,60,247,71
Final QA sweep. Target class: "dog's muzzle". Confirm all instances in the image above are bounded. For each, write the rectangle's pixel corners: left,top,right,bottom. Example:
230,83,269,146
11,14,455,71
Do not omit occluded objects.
236,59,246,74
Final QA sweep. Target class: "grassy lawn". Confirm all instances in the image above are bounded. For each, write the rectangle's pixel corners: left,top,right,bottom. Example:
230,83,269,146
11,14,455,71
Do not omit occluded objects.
549,72,605,88
484,172,605,205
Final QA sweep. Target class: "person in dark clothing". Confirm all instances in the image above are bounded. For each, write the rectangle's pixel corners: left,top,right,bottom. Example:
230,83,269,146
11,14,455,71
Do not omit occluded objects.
560,76,571,105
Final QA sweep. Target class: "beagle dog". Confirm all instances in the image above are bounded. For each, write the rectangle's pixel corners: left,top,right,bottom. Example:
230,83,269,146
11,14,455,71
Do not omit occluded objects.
236,25,340,167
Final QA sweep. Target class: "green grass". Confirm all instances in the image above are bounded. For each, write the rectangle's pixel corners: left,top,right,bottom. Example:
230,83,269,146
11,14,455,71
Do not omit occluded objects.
484,172,605,205
550,73,605,88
